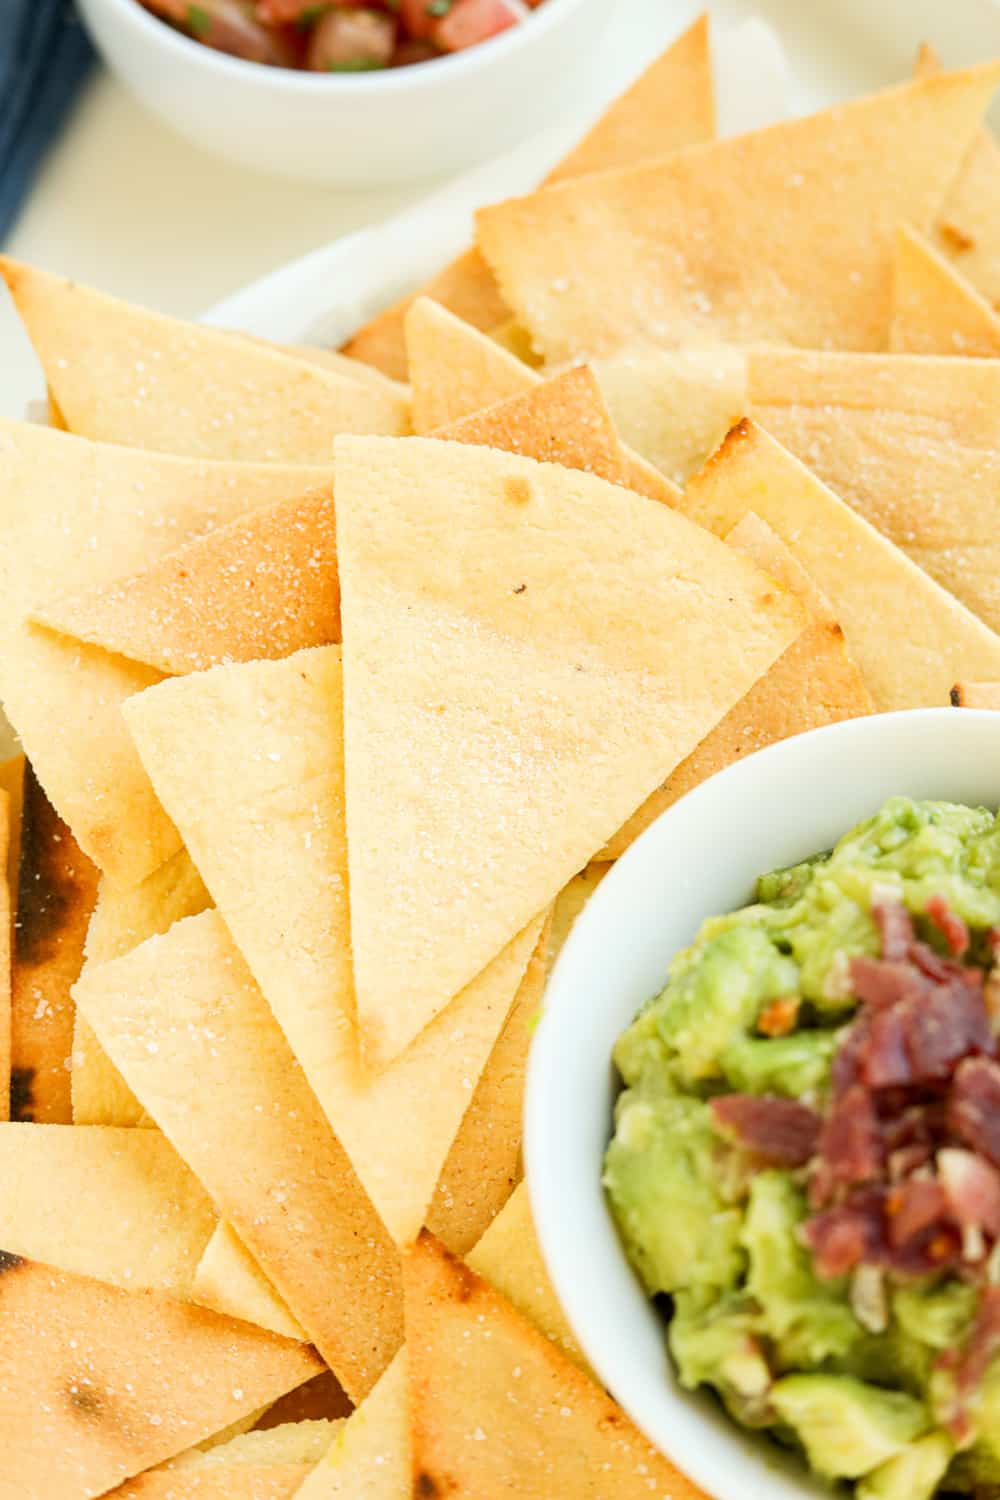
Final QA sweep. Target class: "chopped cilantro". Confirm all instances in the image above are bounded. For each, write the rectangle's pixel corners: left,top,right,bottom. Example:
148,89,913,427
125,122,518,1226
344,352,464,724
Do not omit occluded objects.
327,57,386,70
187,4,211,36
426,0,452,15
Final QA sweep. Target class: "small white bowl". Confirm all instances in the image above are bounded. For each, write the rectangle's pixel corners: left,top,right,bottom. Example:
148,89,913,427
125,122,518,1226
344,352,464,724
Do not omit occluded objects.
76,0,611,184
525,707,1000,1500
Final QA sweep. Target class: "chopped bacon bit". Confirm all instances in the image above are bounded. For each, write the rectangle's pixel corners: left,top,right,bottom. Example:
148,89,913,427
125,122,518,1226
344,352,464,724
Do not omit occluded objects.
938,1149,1000,1241
938,1287,1000,1438
872,898,915,961
810,1085,883,1207
757,996,800,1038
950,1058,1000,1168
803,1188,886,1278
709,1094,821,1168
926,895,970,957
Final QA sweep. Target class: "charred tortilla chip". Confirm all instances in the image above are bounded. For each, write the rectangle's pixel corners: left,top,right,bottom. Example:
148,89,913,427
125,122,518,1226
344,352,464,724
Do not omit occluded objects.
681,419,1000,709
11,765,98,1123
890,223,1000,354
0,259,410,457
0,1123,215,1295
0,1253,320,1500
477,62,1000,363
405,1232,708,1499
334,434,805,1067
125,647,543,1246
73,909,402,1401
33,487,339,677
951,682,1000,709
191,1223,306,1343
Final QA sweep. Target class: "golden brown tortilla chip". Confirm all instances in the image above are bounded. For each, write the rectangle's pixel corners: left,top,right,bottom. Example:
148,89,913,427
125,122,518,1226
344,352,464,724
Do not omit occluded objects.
107,1470,310,1500
681,419,1000,709
279,343,411,399
292,1350,408,1500
33,487,339,677
0,1253,320,1500
125,647,543,1246
426,918,550,1257
951,681,1000,709
747,349,1000,633
407,296,536,433
477,61,1000,363
0,259,410,457
405,1232,708,1499
11,765,98,1123
724,511,835,621
191,1223,306,1343
467,1181,586,1372
489,318,542,365
168,1421,339,1469
0,1123,215,1294
256,1373,353,1430
334,434,804,1068
890,223,1000,354
0,753,26,902
547,864,608,968
0,417,333,886
73,909,402,1402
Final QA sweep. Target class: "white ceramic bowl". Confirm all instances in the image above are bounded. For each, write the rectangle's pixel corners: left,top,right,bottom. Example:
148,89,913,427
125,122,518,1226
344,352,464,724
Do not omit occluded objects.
525,707,1000,1500
76,0,611,184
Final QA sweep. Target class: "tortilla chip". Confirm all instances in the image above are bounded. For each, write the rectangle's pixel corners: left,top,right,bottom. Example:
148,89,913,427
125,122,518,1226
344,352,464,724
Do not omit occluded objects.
889,223,1000,354
107,1470,309,1500
342,16,716,380
0,418,333,887
476,61,1000,363
489,318,542,365
0,754,25,901
405,1232,708,1499
72,850,211,1128
73,909,402,1401
11,766,99,1123
257,1373,353,1430
547,864,608,968
0,1122,215,1295
0,260,409,458
407,296,536,433
0,792,10,1123
747,349,1000,633
191,1223,307,1343
467,1181,585,1372
334,434,805,1067
426,918,550,1256
279,343,410,399
293,1350,408,1500
681,419,1000,709
591,348,748,486
0,1253,320,1500
125,647,543,1245
952,681,1000,709
724,511,835,621
547,13,714,184
33,487,339,677
169,1421,338,1469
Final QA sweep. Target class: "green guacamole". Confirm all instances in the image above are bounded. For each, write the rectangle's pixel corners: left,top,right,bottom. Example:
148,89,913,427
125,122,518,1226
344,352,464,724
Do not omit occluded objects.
604,797,1000,1499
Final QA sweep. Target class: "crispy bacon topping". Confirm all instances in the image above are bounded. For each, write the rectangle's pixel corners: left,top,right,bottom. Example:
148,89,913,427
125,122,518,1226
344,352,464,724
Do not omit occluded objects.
710,1095,821,1167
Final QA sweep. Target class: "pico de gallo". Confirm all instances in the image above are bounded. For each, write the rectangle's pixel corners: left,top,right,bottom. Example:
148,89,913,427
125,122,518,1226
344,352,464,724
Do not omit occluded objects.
137,0,540,71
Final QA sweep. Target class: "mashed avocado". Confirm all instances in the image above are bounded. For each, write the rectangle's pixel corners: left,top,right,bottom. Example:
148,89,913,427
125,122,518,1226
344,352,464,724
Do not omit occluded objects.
604,797,1000,1497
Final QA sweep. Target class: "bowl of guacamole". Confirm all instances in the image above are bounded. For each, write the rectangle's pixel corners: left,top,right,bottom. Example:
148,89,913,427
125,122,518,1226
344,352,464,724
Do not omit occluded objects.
525,710,1000,1500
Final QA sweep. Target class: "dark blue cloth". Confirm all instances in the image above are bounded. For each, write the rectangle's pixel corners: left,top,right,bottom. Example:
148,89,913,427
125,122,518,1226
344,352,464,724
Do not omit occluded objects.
0,1,95,242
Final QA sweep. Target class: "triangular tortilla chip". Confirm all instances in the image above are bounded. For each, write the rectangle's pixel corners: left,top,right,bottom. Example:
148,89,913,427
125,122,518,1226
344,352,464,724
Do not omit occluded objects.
952,681,1000,709
477,61,1000,363
342,16,716,379
681,419,1000,708
489,318,542,365
548,864,608,969
0,259,410,458
890,223,1000,353
426,918,550,1257
72,849,211,1128
405,1232,708,1499
334,435,805,1067
124,647,544,1245
724,511,835,620
73,910,403,1401
0,790,10,1123
547,13,714,184
466,1182,585,1372
0,1122,215,1295
191,1223,306,1342
11,765,98,1123
747,349,1000,632
407,296,536,433
293,1350,409,1500
0,1253,320,1500
0,418,333,886
32,487,339,677
107,1470,310,1500
278,343,411,398
169,1421,339,1469
591,348,748,486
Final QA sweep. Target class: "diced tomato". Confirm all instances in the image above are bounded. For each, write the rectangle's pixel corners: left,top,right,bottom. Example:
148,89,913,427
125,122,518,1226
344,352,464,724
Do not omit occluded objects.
305,6,395,67
433,0,520,51
391,37,439,65
398,0,437,41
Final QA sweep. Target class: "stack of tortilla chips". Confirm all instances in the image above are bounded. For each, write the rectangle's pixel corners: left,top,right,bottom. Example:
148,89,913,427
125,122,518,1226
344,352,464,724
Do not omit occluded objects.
2,15,1000,1497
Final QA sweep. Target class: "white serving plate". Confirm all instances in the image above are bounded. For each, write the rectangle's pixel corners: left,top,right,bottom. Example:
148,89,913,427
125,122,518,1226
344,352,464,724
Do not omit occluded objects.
3,0,1000,412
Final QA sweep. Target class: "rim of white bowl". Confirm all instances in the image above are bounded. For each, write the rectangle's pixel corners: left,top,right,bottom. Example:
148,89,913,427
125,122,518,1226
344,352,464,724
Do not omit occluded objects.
524,706,1000,1500
83,0,596,91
